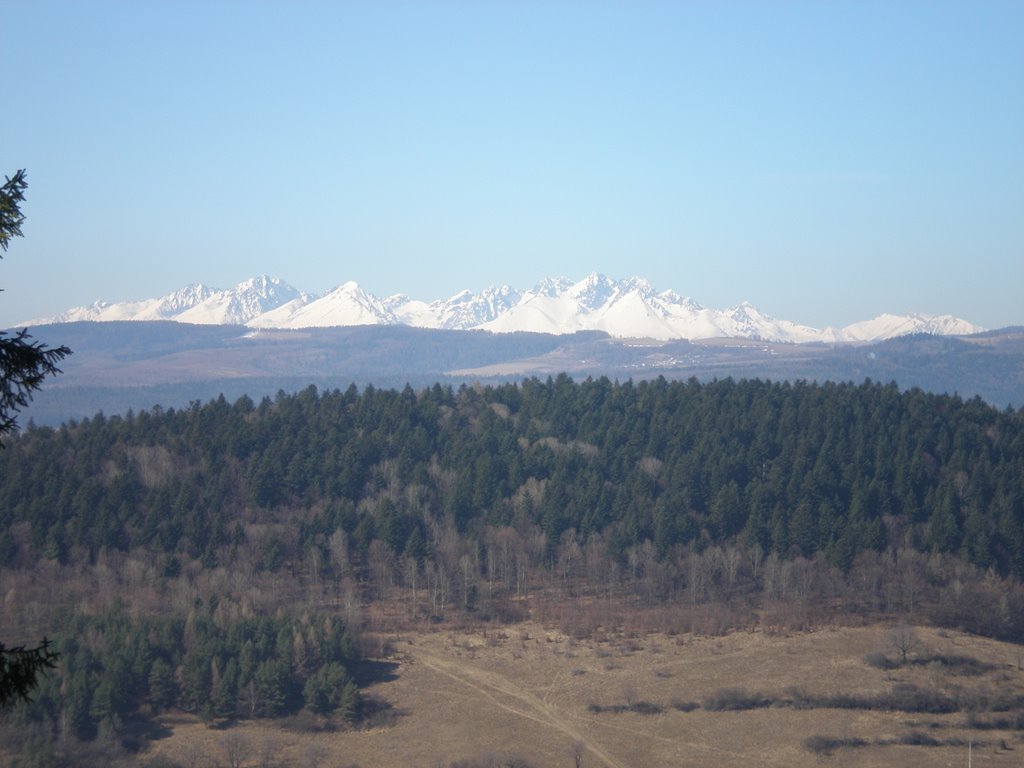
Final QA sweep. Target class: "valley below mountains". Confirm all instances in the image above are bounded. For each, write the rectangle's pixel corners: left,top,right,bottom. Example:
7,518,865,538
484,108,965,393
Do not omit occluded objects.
17,321,1024,428
12,273,1018,428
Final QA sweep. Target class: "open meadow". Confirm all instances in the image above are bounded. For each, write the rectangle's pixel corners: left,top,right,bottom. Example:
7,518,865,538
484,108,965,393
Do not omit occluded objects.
148,622,1024,768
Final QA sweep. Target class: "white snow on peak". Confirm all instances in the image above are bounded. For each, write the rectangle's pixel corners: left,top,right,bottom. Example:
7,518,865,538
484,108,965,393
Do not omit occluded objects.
831,313,983,343
383,294,441,328
176,276,304,325
17,274,986,343
434,284,522,329
528,276,576,298
566,272,620,309
258,281,397,329
18,283,218,325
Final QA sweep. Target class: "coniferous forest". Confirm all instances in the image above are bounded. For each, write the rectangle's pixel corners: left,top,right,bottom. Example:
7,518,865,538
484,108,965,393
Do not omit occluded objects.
2,375,1024,764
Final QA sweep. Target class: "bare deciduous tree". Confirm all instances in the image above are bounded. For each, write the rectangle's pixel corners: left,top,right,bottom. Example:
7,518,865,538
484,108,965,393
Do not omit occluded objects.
622,682,636,707
889,624,919,664
328,528,350,577
222,731,251,768
258,735,283,768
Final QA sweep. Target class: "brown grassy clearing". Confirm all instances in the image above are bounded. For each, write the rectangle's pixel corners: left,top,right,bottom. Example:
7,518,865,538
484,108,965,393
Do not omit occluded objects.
148,623,1023,767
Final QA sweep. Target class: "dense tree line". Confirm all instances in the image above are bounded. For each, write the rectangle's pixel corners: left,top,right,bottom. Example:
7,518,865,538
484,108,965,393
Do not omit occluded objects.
5,607,359,761
2,376,1022,577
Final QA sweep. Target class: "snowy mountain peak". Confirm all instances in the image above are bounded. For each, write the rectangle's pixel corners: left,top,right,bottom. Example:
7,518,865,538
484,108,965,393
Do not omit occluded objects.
567,273,619,309
269,281,396,329
176,276,303,325
620,276,656,296
17,275,986,344
430,284,523,329
529,277,575,298
161,283,218,312
834,312,984,343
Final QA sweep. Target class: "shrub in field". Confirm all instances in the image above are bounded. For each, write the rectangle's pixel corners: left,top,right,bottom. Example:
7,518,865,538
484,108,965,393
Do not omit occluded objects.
586,700,664,715
670,698,700,712
803,735,867,755
897,731,942,746
886,683,958,714
702,687,774,711
628,701,664,715
914,653,996,676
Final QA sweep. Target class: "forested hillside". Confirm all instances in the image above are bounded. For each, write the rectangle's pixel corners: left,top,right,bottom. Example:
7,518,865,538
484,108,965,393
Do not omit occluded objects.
4,376,1022,576
2,375,1024,765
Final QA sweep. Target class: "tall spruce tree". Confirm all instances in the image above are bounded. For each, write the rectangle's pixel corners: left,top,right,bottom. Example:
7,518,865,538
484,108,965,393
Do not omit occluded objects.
0,170,70,437
0,169,68,706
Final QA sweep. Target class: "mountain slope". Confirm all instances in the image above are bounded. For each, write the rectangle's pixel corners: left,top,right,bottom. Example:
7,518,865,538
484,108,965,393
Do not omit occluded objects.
250,281,394,329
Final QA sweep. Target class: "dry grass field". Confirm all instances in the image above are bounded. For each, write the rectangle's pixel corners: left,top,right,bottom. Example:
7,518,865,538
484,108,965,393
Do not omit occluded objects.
147,622,1024,767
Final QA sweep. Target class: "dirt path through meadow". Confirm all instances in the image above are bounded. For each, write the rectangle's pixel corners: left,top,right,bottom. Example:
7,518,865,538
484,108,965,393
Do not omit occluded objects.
414,648,627,768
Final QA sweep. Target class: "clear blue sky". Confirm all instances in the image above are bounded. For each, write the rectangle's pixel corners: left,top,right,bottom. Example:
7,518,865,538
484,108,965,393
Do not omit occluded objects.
3,1,1022,329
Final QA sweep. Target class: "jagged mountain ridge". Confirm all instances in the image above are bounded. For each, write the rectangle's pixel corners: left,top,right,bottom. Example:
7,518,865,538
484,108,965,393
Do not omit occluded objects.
19,273,984,343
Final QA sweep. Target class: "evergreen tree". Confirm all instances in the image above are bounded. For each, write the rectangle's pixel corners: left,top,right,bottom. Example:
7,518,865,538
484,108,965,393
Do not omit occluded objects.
254,659,292,717
0,170,70,438
147,659,177,712
0,170,68,707
302,662,353,714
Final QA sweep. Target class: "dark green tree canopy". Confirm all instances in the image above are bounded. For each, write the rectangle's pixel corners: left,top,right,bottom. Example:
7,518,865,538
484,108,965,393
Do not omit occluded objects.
4,375,1022,577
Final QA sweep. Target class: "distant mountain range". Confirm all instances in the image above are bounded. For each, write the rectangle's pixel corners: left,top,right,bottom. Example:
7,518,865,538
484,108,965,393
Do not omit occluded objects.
20,273,983,344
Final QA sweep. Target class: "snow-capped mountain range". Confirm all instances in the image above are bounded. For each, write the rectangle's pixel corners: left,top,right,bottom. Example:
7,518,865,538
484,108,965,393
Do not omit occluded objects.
19,274,984,344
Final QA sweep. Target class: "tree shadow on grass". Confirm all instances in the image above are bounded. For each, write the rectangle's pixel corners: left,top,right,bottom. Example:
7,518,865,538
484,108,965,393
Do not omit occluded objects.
351,658,400,687
119,715,173,751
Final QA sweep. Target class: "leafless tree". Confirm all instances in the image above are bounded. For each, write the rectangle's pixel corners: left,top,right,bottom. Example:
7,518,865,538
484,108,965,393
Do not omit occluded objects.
722,545,742,588
258,735,283,768
181,741,202,768
341,577,362,630
307,540,324,589
222,731,251,768
895,548,925,615
368,539,394,601
460,552,476,607
558,529,582,585
245,678,259,717
747,542,765,582
402,554,419,602
686,550,709,605
889,624,920,664
328,528,350,577
426,560,450,615
622,682,636,707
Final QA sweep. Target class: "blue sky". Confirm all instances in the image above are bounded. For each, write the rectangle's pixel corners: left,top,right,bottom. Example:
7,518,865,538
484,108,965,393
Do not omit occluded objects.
3,1,1022,329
